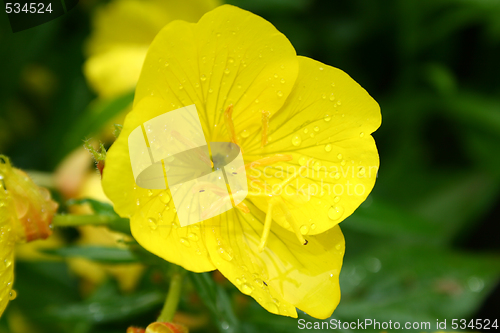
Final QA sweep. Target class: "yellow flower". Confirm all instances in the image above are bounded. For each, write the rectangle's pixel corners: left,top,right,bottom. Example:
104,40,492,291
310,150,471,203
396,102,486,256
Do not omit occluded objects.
0,156,58,316
102,5,380,319
84,0,221,98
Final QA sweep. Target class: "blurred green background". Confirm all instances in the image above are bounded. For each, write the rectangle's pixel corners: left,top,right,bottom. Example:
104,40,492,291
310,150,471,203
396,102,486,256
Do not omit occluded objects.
0,0,499,332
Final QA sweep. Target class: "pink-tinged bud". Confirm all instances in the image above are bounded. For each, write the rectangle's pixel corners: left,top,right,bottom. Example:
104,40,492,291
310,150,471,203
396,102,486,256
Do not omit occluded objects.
0,156,58,242
145,322,189,333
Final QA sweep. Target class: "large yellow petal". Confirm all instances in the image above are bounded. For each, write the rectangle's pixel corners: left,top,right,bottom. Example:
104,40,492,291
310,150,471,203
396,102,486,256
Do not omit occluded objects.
245,56,381,236
84,46,148,98
87,0,221,55
0,183,16,316
134,4,299,142
204,200,344,319
102,98,215,272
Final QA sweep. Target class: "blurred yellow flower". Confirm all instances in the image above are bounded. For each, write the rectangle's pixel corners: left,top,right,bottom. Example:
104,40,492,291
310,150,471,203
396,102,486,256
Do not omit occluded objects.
84,0,221,97
103,5,380,319
0,156,58,316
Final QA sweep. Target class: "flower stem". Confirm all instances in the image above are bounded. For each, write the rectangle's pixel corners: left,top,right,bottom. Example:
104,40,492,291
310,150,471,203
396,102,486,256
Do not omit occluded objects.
157,268,184,322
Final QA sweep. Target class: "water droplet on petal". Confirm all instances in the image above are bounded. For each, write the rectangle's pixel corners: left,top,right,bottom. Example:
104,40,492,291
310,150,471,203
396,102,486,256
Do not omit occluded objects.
241,283,253,295
325,144,332,152
200,74,207,81
328,206,344,221
324,115,331,122
335,243,342,250
9,290,17,300
277,91,283,97
241,130,250,138
188,233,199,241
298,156,307,166
218,247,233,261
303,128,308,134
292,135,302,146
148,218,158,230
159,193,171,204
180,238,190,247
224,68,230,75
337,153,342,160
147,190,153,197
300,225,309,235
314,126,320,132
329,94,335,101
360,132,365,137
272,298,280,305
266,302,279,313
280,78,285,84
254,278,264,287
334,196,341,203
311,223,316,230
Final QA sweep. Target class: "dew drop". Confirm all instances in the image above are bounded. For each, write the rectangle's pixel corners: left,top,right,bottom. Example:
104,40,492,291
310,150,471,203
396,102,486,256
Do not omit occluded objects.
314,126,320,132
208,88,213,93
9,290,17,300
328,206,344,221
334,172,340,179
148,218,158,230
235,278,241,285
159,193,171,204
277,91,283,97
272,298,280,305
300,225,309,235
241,130,250,138
292,135,302,146
180,238,191,247
303,128,309,134
188,233,199,241
280,78,285,84
200,74,207,81
313,161,321,171
311,223,316,230
337,153,342,160
334,196,341,203
324,115,331,122
136,198,141,206
360,132,365,137
255,99,259,104
218,247,233,261
224,68,230,75
298,156,307,166
196,249,202,255
266,302,279,313
341,160,346,166
325,144,332,152
241,283,253,295
147,190,153,197
178,84,183,90
254,278,264,287
335,243,342,250
329,94,335,101
337,100,342,105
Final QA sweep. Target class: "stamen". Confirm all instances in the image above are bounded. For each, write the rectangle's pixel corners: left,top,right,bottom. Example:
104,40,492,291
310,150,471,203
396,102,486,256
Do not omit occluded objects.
241,154,293,172
277,198,307,245
258,200,274,252
236,202,250,214
224,104,240,149
274,165,306,193
261,110,270,147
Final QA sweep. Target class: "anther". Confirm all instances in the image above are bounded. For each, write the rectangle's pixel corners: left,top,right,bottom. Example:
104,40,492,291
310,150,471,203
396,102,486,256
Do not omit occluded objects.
224,104,241,149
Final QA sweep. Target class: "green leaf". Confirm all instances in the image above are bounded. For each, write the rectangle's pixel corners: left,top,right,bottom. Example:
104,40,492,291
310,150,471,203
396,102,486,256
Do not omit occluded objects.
45,290,164,324
42,246,138,264
66,198,131,234
188,272,241,333
59,90,134,160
